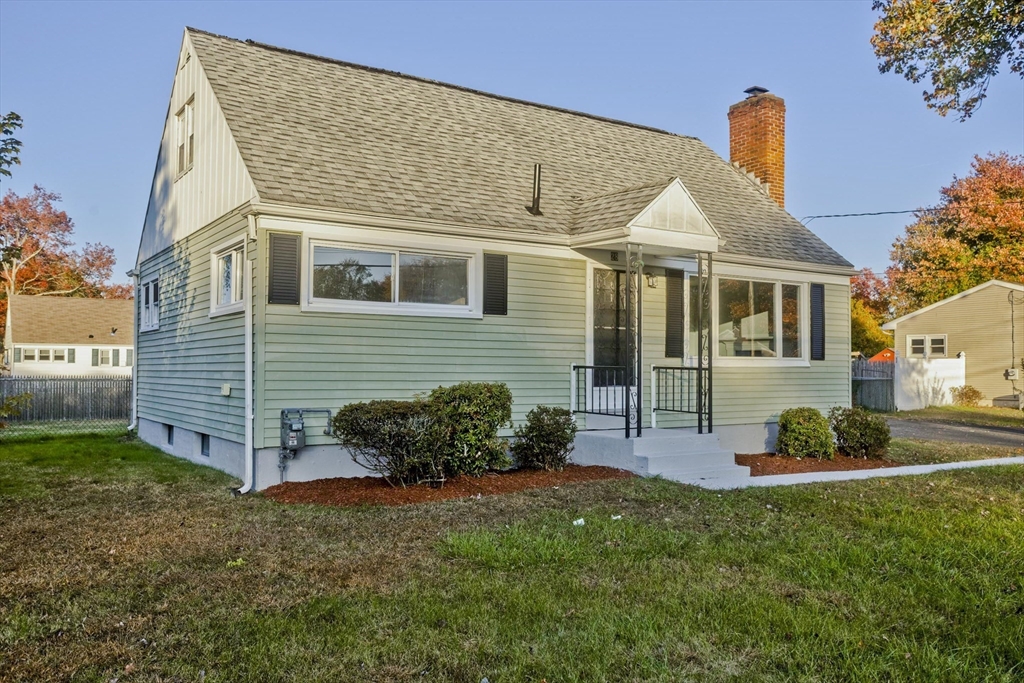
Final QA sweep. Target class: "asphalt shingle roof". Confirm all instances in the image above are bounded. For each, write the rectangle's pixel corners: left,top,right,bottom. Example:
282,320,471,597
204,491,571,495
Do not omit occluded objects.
9,296,134,346
187,28,852,268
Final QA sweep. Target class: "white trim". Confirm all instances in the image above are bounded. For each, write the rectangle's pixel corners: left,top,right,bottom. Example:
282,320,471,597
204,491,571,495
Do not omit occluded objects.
300,233,483,319
906,333,947,359
882,280,1024,330
712,275,810,367
209,234,247,318
626,178,722,238
140,278,160,332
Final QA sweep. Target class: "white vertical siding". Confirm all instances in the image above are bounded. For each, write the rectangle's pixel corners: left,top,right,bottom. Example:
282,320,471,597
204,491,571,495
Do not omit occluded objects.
137,33,258,265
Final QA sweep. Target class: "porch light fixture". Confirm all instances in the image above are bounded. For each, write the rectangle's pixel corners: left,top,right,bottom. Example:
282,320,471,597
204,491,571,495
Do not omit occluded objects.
646,273,658,288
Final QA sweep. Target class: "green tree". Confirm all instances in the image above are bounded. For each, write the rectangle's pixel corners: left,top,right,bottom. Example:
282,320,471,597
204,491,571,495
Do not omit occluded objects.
872,1,1024,120
1,112,23,180
851,298,891,357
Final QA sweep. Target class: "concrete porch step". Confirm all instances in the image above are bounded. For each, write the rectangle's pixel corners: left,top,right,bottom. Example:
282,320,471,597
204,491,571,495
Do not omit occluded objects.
571,427,751,484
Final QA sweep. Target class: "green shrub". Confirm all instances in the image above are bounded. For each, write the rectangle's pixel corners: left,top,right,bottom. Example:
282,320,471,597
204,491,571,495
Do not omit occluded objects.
428,381,513,477
331,399,444,486
775,407,835,460
950,385,984,407
828,406,891,459
511,406,578,471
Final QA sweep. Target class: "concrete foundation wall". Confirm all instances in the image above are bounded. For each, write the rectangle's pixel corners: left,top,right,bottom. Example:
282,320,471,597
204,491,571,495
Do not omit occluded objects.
139,416,245,480
255,444,375,491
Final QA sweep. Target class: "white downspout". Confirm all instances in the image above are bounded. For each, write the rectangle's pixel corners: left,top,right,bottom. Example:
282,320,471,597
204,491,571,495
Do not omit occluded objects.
127,268,140,431
237,215,257,494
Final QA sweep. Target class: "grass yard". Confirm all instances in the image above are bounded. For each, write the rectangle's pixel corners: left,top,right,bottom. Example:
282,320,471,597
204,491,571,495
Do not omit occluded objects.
890,405,1024,431
887,438,1024,466
1,435,1023,682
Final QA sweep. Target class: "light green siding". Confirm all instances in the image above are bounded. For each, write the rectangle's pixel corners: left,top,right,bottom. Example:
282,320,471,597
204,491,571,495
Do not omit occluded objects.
255,249,587,448
137,216,249,441
646,276,851,430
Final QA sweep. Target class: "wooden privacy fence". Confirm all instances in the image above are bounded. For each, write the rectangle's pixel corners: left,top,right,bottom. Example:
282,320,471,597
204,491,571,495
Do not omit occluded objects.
851,360,895,412
0,376,132,440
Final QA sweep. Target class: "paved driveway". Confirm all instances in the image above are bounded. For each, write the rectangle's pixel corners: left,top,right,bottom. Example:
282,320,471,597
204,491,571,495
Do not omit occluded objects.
886,419,1024,449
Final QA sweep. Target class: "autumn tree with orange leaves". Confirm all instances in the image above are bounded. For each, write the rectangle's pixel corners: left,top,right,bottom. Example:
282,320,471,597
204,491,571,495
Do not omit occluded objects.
885,152,1024,316
1,186,130,343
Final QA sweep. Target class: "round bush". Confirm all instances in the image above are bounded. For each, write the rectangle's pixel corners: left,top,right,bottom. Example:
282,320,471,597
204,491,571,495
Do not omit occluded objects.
511,406,578,471
828,406,890,459
428,381,513,477
775,407,835,460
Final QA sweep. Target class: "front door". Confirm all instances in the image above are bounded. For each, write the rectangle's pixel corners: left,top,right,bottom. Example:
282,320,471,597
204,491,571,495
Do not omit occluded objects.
588,267,637,428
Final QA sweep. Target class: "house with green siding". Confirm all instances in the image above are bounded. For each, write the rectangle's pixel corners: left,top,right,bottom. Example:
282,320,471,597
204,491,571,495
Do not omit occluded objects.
133,28,854,490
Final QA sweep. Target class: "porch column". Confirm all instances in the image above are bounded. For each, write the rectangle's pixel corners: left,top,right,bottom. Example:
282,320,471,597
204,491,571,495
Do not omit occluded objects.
625,243,643,438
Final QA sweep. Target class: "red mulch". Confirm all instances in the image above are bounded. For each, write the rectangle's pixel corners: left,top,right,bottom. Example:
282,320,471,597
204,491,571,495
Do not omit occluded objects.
262,465,636,507
737,453,902,476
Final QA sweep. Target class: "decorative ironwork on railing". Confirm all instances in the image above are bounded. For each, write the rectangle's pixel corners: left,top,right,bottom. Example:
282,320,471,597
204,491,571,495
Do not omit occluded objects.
651,366,712,433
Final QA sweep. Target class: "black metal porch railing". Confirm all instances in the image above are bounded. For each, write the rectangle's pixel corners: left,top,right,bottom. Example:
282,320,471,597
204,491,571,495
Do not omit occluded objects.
571,365,627,418
651,366,712,433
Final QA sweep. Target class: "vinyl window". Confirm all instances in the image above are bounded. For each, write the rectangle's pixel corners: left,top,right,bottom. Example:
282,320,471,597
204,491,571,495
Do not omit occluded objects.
211,239,245,316
715,278,806,361
141,279,160,331
307,239,476,317
18,348,69,363
907,334,946,359
176,98,194,176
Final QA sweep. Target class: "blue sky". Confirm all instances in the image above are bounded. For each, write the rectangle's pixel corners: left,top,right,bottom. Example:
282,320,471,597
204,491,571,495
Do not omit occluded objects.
1,0,1021,284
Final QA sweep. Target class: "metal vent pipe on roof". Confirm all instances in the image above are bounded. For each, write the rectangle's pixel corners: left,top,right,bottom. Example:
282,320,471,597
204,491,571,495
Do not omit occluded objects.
526,163,542,215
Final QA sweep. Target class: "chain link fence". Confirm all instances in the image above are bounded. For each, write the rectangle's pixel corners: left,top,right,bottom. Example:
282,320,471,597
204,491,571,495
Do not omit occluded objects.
0,376,132,442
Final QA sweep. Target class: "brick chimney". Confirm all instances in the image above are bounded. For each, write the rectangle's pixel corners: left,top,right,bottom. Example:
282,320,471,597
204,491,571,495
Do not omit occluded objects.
728,86,785,207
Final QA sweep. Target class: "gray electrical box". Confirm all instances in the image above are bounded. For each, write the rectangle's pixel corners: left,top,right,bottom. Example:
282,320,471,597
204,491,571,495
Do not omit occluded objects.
281,414,305,451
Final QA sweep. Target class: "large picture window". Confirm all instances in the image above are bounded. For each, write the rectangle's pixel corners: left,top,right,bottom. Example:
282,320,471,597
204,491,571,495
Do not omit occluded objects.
716,277,806,361
309,240,473,315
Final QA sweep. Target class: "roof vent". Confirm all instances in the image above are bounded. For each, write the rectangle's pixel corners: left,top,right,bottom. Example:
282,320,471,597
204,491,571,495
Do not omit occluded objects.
526,163,543,216
743,86,769,98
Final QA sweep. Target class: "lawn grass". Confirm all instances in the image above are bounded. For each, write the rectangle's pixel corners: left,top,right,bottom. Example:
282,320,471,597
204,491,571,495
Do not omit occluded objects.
888,437,1024,466
2,435,1023,682
890,405,1024,431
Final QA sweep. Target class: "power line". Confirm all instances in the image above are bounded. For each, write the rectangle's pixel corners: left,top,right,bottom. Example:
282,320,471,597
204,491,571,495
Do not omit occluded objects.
801,199,1024,224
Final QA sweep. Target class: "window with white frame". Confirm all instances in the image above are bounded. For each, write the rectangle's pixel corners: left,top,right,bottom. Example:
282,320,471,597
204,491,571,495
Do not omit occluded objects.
716,278,805,360
211,240,245,315
141,279,160,331
19,348,69,363
907,334,946,358
176,98,195,176
308,241,473,315
99,349,112,366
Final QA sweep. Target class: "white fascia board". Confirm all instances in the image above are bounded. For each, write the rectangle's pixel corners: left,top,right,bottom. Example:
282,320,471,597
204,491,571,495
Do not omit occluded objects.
627,226,719,254
881,279,1024,330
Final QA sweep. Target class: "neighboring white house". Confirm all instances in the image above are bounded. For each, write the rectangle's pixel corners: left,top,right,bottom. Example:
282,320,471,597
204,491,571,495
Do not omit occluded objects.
3,295,134,377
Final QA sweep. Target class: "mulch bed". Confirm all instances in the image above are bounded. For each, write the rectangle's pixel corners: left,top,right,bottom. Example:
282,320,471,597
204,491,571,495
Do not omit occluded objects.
737,453,902,477
262,465,635,507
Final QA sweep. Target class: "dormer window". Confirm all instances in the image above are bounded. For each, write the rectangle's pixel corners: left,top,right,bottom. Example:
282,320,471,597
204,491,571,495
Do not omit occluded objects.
176,98,195,176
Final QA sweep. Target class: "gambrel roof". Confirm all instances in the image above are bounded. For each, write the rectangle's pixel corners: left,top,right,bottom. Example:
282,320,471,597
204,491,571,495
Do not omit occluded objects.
186,28,852,268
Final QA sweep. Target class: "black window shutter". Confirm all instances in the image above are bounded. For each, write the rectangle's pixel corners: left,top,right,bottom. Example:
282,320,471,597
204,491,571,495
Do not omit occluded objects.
810,283,825,361
665,269,684,358
13,347,21,363
268,233,301,305
112,349,120,367
126,349,133,366
68,348,76,363
483,253,508,315
91,349,100,367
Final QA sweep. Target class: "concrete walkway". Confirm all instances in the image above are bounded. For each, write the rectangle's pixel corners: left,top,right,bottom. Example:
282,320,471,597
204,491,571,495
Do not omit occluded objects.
886,419,1024,449
676,456,1024,490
